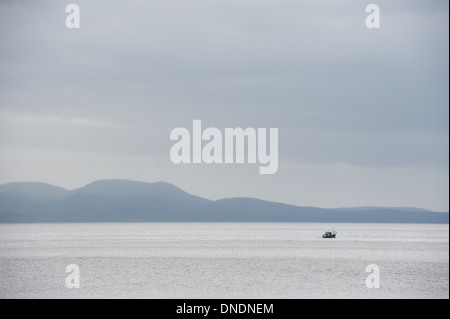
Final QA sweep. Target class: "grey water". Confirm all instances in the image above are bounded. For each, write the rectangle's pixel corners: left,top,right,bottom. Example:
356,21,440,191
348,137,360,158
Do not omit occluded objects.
0,223,448,299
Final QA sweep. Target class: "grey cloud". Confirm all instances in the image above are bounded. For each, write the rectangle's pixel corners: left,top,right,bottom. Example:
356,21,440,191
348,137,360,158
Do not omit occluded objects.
0,0,448,210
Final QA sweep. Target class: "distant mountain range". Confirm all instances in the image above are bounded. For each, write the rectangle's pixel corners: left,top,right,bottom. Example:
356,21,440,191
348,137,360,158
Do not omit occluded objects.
0,180,448,223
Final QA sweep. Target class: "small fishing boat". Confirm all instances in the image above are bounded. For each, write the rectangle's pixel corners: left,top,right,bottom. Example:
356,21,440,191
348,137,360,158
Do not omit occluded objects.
323,228,337,238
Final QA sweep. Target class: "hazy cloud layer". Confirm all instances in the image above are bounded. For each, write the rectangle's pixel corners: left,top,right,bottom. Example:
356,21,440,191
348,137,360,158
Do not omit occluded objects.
0,0,448,211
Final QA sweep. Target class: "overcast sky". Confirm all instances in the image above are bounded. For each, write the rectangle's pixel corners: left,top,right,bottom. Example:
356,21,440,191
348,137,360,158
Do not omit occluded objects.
0,0,448,211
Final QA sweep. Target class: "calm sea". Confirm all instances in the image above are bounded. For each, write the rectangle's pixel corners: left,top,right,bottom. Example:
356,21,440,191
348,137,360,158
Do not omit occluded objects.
0,223,448,299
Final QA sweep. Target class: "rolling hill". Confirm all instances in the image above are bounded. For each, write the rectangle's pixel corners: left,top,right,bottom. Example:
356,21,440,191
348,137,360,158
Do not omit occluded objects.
0,180,448,223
